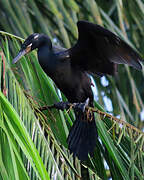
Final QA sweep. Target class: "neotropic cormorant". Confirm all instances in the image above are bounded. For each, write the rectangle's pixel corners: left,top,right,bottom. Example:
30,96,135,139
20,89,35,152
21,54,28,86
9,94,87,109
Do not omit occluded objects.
13,21,142,160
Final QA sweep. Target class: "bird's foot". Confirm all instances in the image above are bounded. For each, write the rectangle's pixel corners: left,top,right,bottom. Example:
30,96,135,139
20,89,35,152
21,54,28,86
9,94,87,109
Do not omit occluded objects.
53,101,70,111
38,99,90,114
73,98,90,114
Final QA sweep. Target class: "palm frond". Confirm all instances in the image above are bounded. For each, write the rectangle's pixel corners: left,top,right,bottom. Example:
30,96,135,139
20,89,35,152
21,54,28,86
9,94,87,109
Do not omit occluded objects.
0,0,144,179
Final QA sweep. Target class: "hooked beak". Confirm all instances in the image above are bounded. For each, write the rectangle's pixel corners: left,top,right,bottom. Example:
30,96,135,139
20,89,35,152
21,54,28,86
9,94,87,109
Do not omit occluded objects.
12,44,32,64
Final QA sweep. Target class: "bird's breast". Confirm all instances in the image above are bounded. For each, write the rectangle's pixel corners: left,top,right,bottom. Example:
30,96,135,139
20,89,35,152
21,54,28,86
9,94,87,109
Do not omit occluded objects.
52,68,93,103
38,49,93,102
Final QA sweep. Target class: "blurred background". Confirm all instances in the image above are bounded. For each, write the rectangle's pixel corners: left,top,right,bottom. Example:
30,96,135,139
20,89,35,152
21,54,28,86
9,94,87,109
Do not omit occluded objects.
0,0,144,180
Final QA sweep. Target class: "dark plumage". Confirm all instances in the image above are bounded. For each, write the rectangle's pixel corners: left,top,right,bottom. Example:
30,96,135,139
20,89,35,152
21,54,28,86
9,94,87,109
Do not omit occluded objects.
13,21,142,160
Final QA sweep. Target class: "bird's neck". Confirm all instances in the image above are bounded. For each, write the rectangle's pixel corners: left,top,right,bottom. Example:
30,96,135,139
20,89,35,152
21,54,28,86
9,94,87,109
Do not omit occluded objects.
37,45,57,75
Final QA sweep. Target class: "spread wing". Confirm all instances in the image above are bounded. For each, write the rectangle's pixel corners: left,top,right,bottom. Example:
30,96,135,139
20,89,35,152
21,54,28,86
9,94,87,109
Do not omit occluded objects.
69,21,142,75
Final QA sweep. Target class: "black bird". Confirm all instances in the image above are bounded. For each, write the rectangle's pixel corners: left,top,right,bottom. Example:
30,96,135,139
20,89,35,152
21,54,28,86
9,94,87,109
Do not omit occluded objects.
13,21,142,160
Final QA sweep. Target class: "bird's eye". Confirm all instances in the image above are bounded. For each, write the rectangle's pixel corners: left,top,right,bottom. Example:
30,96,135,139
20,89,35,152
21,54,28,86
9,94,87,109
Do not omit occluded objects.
34,35,39,39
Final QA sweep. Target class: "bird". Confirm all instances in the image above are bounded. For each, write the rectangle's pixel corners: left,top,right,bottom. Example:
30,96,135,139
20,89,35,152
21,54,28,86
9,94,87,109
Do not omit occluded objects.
13,20,142,161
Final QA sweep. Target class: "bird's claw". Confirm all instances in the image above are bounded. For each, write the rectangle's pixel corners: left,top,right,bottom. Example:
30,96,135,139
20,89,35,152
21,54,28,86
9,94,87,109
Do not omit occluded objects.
53,98,90,113
73,98,89,113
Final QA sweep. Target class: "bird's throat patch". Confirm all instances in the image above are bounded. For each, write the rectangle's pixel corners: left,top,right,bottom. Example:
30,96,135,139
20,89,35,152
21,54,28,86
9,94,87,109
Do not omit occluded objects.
26,44,32,53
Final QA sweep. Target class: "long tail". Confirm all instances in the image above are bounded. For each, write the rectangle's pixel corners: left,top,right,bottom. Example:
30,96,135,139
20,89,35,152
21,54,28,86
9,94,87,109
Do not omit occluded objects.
67,111,98,160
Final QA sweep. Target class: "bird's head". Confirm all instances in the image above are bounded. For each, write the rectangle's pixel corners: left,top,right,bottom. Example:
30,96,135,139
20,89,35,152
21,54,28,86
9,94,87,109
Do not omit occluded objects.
12,33,52,64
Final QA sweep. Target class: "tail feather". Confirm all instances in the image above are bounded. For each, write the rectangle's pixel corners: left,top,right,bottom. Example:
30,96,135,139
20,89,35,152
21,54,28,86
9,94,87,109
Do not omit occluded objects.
67,119,80,145
67,112,98,160
69,120,85,155
68,120,82,150
75,121,89,160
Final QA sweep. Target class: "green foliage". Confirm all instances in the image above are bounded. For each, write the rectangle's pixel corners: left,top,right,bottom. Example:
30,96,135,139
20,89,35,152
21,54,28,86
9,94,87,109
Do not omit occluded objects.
0,0,144,179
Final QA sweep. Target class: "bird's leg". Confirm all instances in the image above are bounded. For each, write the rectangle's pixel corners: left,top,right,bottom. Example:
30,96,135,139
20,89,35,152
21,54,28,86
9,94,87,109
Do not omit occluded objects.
38,102,71,112
38,99,90,113
54,99,90,112
53,101,71,111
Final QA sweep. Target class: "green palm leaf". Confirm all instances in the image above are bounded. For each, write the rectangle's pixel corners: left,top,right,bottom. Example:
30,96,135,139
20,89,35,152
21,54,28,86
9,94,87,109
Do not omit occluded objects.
0,0,144,179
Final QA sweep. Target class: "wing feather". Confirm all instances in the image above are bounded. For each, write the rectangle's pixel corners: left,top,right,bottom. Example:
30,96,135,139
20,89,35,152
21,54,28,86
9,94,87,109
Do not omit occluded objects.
69,21,142,75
